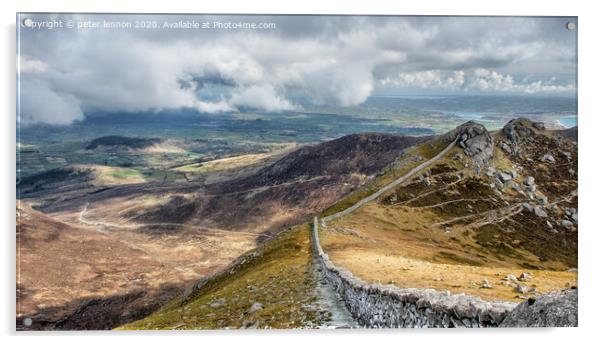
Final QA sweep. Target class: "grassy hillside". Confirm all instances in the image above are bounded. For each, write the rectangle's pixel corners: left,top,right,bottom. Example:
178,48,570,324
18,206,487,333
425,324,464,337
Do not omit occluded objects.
117,224,329,330
319,138,444,218
319,124,578,302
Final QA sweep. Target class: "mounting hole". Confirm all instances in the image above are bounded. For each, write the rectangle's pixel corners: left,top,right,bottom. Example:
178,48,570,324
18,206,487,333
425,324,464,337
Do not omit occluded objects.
566,22,576,30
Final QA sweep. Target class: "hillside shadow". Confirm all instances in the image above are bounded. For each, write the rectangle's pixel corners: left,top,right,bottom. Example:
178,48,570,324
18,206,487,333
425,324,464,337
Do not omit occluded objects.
17,282,186,331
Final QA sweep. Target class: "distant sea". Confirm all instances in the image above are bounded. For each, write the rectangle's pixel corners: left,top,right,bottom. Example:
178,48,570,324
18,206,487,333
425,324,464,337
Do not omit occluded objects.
557,117,578,128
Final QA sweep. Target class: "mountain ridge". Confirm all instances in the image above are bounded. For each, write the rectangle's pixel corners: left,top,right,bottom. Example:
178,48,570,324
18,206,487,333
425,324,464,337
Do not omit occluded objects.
120,118,578,329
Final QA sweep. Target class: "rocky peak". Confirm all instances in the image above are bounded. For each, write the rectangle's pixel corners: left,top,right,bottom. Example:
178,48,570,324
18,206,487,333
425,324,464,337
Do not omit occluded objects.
502,118,545,145
444,121,494,165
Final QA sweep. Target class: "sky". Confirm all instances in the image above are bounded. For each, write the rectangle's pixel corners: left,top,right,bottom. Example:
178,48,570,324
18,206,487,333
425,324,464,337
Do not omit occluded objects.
17,14,577,125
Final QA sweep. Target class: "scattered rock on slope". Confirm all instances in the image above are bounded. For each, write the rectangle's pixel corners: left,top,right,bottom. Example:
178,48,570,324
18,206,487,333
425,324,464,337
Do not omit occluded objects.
246,302,263,314
533,206,548,218
540,153,556,164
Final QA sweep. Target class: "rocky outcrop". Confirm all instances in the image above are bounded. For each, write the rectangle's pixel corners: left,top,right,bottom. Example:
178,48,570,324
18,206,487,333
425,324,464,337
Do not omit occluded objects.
312,217,517,328
502,118,545,146
500,289,577,327
443,121,494,165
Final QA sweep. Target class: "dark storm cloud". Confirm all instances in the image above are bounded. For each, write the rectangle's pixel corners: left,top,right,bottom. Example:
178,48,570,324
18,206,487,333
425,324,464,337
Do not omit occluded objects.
17,14,577,124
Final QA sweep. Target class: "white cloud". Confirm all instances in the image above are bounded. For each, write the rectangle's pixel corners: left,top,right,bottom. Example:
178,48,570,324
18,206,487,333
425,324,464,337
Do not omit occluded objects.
521,80,576,94
19,29,399,123
193,99,234,113
19,55,47,73
229,84,294,111
18,15,577,124
19,79,83,125
469,69,516,92
381,68,575,95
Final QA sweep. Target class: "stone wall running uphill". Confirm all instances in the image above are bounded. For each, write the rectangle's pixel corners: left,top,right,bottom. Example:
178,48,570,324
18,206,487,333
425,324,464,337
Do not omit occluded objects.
311,217,517,328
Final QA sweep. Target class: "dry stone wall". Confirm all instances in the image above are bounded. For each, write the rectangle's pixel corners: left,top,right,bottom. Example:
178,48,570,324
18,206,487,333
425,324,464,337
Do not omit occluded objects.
312,217,517,328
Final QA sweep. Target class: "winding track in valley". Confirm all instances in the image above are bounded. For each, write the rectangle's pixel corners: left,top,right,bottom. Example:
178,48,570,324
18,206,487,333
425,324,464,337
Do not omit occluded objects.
78,202,273,239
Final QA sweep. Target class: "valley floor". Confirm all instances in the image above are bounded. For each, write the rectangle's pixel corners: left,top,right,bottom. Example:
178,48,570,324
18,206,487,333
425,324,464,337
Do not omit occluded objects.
16,202,257,330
